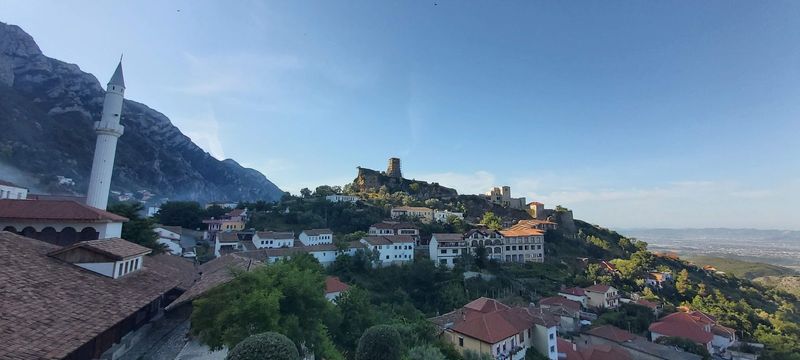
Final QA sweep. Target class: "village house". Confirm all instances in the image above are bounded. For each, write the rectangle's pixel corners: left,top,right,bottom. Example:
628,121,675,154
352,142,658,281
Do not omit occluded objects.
538,296,584,333
584,284,620,309
203,217,245,233
239,241,366,267
325,194,360,203
645,271,672,288
649,310,736,354
153,225,184,255
360,235,415,265
214,231,242,257
205,201,239,209
498,227,545,263
557,337,633,360
299,228,334,246
465,228,505,261
577,325,702,360
0,199,127,244
433,209,465,222
324,276,350,302
429,233,468,268
558,287,588,308
390,206,434,223
0,179,28,199
430,297,559,360
0,232,196,360
252,230,295,249
368,221,420,238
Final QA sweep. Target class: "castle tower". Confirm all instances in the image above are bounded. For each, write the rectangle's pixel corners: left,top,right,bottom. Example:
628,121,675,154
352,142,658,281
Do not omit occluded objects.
86,61,125,210
387,157,402,178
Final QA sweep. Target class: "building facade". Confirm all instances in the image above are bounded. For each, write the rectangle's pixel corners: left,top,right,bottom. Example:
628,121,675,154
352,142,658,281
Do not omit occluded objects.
485,186,526,209
434,209,465,222
429,233,467,268
498,228,545,263
299,229,334,246
0,180,28,199
252,231,294,249
360,235,415,265
584,284,620,309
390,206,434,223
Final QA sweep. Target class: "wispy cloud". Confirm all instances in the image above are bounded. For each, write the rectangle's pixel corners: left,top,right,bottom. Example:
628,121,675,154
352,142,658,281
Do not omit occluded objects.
413,170,496,195
172,110,226,160
172,52,304,96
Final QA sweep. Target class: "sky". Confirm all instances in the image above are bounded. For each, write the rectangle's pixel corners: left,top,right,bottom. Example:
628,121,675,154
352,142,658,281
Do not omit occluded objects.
2,1,799,230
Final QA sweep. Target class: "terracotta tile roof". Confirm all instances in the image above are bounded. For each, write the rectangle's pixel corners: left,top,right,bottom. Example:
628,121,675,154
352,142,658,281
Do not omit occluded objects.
325,276,349,294
587,325,637,343
155,225,183,235
499,228,544,237
580,344,632,360
217,232,240,243
431,233,464,241
584,284,613,293
0,232,191,360
559,287,586,296
451,308,529,344
634,298,660,310
648,312,713,344
254,231,294,239
558,338,583,360
226,208,245,217
49,238,152,260
712,324,736,338
687,310,716,325
166,253,260,310
0,199,128,222
539,296,581,313
464,297,511,313
362,235,414,246
302,228,333,236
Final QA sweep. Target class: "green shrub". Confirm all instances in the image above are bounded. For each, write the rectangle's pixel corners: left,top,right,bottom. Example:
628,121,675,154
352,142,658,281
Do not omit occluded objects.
225,332,299,360
355,325,403,360
406,344,446,360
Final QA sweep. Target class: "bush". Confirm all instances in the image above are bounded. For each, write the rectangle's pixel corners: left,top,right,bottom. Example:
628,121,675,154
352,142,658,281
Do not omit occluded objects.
407,344,446,360
226,332,299,360
655,336,710,360
355,325,403,360
463,350,493,360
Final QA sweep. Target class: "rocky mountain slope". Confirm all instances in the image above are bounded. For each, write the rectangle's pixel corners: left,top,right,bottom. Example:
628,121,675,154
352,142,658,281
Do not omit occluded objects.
0,22,282,203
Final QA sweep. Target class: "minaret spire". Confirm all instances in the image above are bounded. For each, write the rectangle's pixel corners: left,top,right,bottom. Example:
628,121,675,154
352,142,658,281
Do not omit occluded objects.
86,60,126,210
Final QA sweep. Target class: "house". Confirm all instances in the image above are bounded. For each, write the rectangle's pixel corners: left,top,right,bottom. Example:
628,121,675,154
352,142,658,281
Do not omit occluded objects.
631,298,662,316
360,235,415,265
0,232,196,360
390,206,434,223
538,296,583,333
430,297,559,360
252,231,294,249
167,253,260,311
583,284,620,309
325,194,360,203
0,199,128,245
0,179,28,199
579,325,702,360
325,276,350,302
205,202,239,209
214,231,242,257
645,272,672,288
498,227,545,263
433,209,465,222
558,287,588,308
225,208,248,221
240,241,366,267
368,221,420,238
299,228,334,246
485,186,527,210
429,233,467,268
599,261,619,275
649,312,715,352
154,225,184,255
203,217,245,233
464,228,505,261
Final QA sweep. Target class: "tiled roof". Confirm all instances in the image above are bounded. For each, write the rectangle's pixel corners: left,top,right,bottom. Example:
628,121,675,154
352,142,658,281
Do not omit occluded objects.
155,225,183,235
586,325,637,343
584,284,613,293
217,232,240,243
634,298,660,310
464,297,510,313
499,228,544,237
539,296,581,313
49,238,152,260
303,228,333,236
325,276,349,294
648,312,713,344
254,231,294,239
557,338,583,360
0,199,128,222
431,233,464,241
226,208,245,217
0,232,191,360
166,253,260,310
559,287,586,296
580,344,632,360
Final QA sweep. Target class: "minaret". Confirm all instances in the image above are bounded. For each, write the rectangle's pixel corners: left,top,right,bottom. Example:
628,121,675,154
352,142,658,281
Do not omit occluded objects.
86,61,125,210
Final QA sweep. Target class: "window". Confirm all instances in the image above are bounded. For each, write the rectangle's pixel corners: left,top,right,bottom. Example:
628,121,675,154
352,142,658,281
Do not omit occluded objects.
118,264,123,277
458,337,464,347
439,259,447,265
134,258,139,270
385,255,389,259
441,249,447,254
506,246,510,251
124,261,130,274
550,346,555,353
452,249,458,254
550,333,554,340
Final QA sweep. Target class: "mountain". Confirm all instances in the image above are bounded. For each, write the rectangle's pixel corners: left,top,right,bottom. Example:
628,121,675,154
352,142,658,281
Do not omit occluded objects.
0,22,283,203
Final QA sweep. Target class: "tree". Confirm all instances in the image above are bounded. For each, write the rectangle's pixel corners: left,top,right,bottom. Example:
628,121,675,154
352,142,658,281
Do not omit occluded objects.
463,350,493,360
480,212,502,231
156,201,206,229
314,185,337,197
330,287,377,354
474,244,488,269
205,205,228,220
676,269,693,297
108,202,163,252
407,344,446,360
300,188,312,198
355,325,403,360
190,256,341,359
524,348,550,360
226,332,300,360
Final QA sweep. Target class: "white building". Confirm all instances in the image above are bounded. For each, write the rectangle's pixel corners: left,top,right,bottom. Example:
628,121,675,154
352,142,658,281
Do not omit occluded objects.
464,229,505,261
325,194,360,203
584,284,620,309
433,210,464,222
299,229,333,246
214,232,241,257
252,231,294,249
368,222,420,245
153,225,183,255
241,241,366,267
557,287,588,308
0,180,28,200
429,233,467,268
86,61,126,210
390,206,434,223
360,235,415,265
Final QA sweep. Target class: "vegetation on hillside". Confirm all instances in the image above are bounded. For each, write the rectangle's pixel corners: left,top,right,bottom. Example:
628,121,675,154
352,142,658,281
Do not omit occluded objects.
684,255,797,279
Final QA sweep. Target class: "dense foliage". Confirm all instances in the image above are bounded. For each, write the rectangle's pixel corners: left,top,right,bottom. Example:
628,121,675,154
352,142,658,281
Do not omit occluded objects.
225,332,300,360
107,202,163,252
155,201,222,229
355,325,403,360
654,336,710,360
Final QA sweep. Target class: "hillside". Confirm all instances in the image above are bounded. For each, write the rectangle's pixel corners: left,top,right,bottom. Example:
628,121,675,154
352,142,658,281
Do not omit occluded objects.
0,22,283,203
754,276,800,298
683,255,797,279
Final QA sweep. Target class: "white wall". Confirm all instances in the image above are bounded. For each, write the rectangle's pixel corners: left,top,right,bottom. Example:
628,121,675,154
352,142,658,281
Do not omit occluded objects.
363,241,414,265
154,228,180,241
0,220,123,238
252,235,294,249
157,238,183,255
0,184,28,199
76,262,116,277
299,232,333,246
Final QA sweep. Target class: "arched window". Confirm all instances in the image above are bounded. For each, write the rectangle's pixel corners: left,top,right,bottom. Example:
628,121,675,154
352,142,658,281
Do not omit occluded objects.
21,226,37,239
79,227,99,241
2,226,17,233
59,227,78,245
39,227,58,244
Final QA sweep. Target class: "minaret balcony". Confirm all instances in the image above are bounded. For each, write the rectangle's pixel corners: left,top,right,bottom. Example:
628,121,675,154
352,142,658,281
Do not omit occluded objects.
93,121,125,136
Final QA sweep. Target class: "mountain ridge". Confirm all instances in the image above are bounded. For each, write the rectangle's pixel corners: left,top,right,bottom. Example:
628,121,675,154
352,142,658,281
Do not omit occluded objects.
0,21,283,203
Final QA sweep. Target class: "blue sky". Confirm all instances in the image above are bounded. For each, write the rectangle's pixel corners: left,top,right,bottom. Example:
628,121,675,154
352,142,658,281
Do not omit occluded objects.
3,1,799,229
